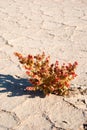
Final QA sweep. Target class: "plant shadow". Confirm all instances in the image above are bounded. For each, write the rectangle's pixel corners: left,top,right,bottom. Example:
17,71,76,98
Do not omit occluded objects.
0,74,45,98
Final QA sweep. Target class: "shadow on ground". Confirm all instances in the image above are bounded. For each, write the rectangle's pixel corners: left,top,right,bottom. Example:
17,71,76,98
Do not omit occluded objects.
0,74,45,98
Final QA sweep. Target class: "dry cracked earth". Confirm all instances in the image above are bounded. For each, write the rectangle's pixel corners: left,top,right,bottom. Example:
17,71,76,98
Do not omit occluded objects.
0,0,87,130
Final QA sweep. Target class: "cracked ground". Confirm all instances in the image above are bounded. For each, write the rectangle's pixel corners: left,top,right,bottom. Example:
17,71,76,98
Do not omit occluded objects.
0,0,87,130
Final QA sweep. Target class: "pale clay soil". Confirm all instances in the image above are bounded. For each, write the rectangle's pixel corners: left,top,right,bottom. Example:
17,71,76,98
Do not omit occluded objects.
0,0,87,130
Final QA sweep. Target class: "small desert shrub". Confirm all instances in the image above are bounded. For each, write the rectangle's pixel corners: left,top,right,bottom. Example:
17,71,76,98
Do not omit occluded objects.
15,52,78,96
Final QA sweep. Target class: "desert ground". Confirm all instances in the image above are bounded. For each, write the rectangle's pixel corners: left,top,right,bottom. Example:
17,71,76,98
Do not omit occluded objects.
0,0,87,130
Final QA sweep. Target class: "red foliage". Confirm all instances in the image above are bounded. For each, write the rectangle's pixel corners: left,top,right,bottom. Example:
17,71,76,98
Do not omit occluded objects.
15,52,78,96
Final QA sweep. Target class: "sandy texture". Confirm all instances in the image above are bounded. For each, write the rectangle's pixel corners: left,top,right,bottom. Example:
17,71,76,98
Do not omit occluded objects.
0,0,87,130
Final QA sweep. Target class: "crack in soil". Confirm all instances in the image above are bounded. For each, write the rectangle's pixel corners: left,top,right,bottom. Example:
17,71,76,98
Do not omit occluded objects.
0,109,21,125
42,112,66,130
